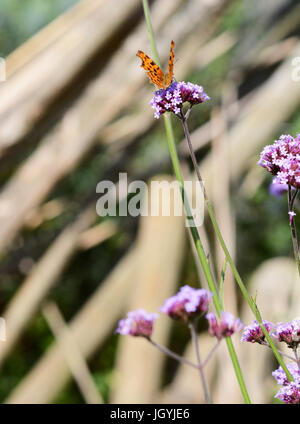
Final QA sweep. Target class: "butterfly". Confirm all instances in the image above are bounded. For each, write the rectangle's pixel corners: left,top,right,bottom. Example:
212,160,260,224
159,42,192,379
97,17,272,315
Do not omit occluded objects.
136,40,175,90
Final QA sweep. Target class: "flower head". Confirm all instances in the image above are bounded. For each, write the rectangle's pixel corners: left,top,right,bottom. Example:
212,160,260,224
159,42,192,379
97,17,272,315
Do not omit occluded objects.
150,81,209,119
206,311,243,340
161,285,212,321
258,134,300,189
241,320,273,344
272,319,300,349
272,363,300,386
275,382,300,404
116,309,158,338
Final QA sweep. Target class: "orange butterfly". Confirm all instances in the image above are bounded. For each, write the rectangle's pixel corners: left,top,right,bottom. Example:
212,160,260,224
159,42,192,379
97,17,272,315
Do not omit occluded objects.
137,40,175,90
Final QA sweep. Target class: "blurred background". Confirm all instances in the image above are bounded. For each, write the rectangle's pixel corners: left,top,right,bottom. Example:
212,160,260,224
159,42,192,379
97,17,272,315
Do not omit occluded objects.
0,0,300,404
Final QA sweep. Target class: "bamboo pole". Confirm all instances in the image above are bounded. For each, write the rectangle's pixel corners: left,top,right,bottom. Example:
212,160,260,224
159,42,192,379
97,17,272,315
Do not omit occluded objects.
42,302,103,404
0,0,141,154
111,176,186,403
0,207,100,367
5,173,186,403
5,246,138,404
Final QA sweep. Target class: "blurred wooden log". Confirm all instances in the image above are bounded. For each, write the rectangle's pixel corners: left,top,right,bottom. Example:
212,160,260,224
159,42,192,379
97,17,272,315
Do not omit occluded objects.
24,198,68,229
111,176,186,403
199,41,300,192
254,37,298,68
0,0,230,257
7,0,108,75
0,0,141,154
0,206,106,368
244,2,300,69
42,302,103,404
5,246,138,404
0,0,182,257
78,221,117,251
6,171,187,403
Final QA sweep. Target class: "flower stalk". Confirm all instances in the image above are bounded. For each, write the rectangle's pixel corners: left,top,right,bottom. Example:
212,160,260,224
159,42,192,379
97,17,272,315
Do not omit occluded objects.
288,185,300,276
189,321,212,404
141,0,251,403
147,338,199,370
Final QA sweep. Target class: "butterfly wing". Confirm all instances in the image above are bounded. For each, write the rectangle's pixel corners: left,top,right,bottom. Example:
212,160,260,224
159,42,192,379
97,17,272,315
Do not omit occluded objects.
165,40,175,88
136,50,165,89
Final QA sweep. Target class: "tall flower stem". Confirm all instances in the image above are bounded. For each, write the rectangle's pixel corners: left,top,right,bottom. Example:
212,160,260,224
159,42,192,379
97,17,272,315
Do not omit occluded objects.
141,0,251,403
189,322,211,404
202,340,220,368
180,111,294,382
164,112,252,402
148,338,199,370
288,186,300,276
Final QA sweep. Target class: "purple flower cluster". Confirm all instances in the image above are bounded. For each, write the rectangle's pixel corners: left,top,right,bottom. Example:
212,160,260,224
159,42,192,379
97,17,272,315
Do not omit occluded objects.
115,309,158,338
242,318,300,348
206,312,243,340
272,363,300,386
273,364,300,404
242,318,300,403
149,81,209,119
116,285,213,337
275,382,300,404
273,319,300,349
160,285,212,321
241,320,273,344
258,134,300,189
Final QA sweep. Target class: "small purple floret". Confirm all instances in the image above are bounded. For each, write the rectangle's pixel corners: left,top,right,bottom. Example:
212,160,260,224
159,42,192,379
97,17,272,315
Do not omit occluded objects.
150,81,209,119
206,311,243,340
160,285,212,321
240,320,273,344
116,309,158,338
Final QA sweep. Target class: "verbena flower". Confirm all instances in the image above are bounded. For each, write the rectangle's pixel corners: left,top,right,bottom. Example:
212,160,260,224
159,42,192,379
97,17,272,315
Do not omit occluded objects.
272,363,300,386
272,319,300,349
275,382,300,404
149,81,209,119
206,311,243,340
258,134,300,189
116,309,158,338
160,285,212,321
241,320,273,344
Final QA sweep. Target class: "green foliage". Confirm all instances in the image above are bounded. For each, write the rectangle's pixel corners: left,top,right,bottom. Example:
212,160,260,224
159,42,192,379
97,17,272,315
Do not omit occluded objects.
0,0,80,56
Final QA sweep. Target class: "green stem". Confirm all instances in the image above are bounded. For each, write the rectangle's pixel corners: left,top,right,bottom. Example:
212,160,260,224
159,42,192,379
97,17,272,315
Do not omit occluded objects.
142,0,161,67
141,0,251,403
